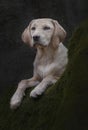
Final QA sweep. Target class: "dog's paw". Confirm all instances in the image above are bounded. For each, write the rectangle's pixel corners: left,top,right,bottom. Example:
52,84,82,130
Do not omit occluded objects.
30,90,38,98
10,99,21,110
10,93,23,110
30,87,43,98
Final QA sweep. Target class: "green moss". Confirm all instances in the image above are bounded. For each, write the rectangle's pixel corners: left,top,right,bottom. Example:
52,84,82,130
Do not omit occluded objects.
0,20,88,130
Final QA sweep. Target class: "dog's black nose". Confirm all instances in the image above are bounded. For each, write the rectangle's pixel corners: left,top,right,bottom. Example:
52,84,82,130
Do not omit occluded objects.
33,35,40,41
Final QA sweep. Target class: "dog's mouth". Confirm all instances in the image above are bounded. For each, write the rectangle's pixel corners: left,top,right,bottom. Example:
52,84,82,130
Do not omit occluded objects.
33,42,41,47
33,42,47,48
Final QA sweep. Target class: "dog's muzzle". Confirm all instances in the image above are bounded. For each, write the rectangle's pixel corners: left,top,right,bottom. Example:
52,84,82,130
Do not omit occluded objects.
33,35,42,47
33,35,40,42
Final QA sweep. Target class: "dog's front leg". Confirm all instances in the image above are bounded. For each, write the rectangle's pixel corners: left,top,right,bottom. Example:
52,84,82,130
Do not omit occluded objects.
30,76,57,98
10,77,40,109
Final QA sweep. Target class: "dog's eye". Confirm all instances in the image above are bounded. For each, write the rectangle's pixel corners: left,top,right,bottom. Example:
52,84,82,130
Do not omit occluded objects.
31,27,36,30
43,26,50,30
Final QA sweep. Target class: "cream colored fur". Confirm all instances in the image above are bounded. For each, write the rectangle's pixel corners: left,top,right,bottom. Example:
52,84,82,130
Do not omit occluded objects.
10,18,68,109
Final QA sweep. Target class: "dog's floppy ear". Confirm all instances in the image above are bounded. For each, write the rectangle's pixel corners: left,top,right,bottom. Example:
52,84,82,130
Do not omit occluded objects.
21,22,32,47
51,20,66,49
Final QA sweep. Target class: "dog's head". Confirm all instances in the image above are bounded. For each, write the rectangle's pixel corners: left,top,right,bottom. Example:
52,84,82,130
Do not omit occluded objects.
22,18,66,48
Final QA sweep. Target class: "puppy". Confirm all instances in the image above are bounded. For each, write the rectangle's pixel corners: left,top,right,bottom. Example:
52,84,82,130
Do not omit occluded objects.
10,18,68,109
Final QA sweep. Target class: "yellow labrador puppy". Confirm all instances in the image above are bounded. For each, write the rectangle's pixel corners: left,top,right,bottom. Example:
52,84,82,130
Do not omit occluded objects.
10,18,68,109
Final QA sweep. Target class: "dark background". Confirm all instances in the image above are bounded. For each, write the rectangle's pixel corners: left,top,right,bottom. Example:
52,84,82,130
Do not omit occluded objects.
0,0,88,93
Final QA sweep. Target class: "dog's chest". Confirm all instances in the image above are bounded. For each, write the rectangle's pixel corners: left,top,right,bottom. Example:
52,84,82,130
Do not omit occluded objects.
37,63,52,77
34,55,55,78
33,43,68,78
